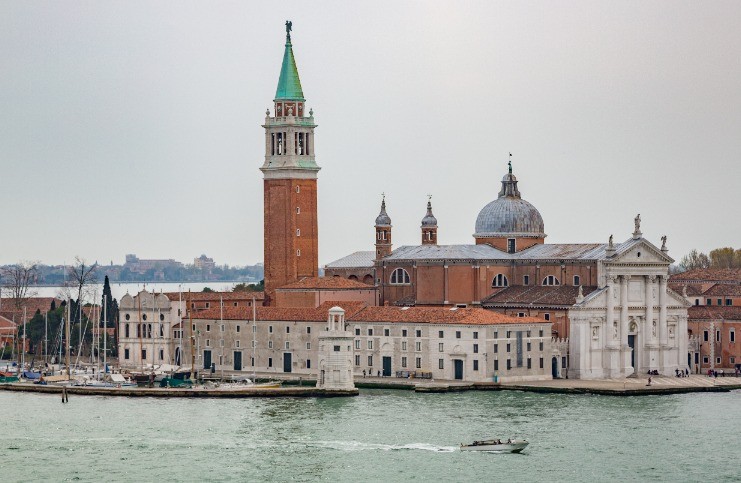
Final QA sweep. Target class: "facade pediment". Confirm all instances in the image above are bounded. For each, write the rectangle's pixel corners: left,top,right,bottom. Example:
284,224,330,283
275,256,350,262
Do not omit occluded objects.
608,238,673,265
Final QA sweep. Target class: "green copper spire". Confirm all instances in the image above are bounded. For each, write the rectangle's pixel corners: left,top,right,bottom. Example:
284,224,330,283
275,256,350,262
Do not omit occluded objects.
275,20,305,101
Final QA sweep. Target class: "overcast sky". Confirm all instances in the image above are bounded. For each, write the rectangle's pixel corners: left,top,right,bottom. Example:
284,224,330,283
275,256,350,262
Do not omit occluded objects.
1,1,739,267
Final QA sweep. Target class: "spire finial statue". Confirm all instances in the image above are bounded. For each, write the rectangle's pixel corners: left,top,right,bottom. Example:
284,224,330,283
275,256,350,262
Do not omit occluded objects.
608,234,613,248
661,235,667,251
285,20,292,41
633,213,642,239
508,152,512,174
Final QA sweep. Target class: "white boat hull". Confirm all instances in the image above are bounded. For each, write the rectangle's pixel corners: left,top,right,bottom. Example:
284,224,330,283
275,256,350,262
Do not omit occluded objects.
460,440,528,453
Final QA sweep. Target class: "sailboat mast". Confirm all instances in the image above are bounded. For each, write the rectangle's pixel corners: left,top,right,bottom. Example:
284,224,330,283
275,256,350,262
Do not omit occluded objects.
178,287,182,366
189,290,195,381
44,310,48,364
252,296,256,380
103,294,107,376
21,307,26,372
137,293,143,373
66,299,71,380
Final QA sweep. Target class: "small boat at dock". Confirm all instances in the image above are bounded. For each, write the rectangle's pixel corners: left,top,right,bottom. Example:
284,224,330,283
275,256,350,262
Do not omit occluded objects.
460,439,528,453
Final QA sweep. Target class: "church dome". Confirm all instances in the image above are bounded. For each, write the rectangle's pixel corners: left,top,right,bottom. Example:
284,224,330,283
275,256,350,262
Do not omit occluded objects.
474,169,545,238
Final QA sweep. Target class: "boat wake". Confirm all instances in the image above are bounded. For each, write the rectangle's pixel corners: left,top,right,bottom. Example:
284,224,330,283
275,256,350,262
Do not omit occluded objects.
310,441,457,453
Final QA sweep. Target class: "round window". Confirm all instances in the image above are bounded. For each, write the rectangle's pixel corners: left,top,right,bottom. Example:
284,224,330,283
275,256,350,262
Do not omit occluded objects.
159,314,165,321
125,313,130,321
142,314,147,321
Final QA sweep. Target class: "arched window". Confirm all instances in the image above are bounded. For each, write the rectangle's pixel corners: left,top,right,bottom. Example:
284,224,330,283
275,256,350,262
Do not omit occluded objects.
492,274,509,287
390,268,411,285
125,324,130,338
543,275,560,286
296,229,300,236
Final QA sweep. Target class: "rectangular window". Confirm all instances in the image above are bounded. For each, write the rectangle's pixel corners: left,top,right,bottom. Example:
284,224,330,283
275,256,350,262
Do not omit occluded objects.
306,360,311,369
384,328,390,337
124,348,130,359
253,325,256,333
415,342,421,351
206,324,211,332
368,356,373,366
494,343,498,354
306,342,311,350
416,357,422,369
507,238,516,253
506,343,511,353
473,331,478,339
527,358,532,369
695,299,700,306
251,357,255,367
494,359,499,371
539,341,544,351
730,357,735,364
402,341,407,350
726,299,733,306
523,275,530,286
539,357,544,369
142,349,147,360
731,330,736,343
368,328,373,336
402,329,408,337
473,344,479,354
286,326,290,334
355,328,361,336
716,357,721,365
438,330,444,338
205,303,210,309
252,340,256,348
527,342,531,352
355,355,360,366
268,358,273,367
438,359,444,369
367,340,373,350
268,341,273,349
704,330,709,342
416,329,422,337
506,331,511,338
307,326,311,334
716,330,721,342
539,329,544,337
333,345,340,352
706,299,711,306
269,326,273,333
574,275,580,286
438,343,444,352
494,331,498,339
285,341,290,350
236,340,241,348
220,340,224,347
518,312,525,318
473,360,479,371
527,330,531,337
703,356,709,364
221,324,225,332
455,331,461,339
355,340,361,349
401,357,407,368
718,298,722,306
506,359,511,370
206,339,210,347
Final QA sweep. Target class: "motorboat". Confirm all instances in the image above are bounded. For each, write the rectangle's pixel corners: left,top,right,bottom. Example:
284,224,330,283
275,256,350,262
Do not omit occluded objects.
460,439,528,453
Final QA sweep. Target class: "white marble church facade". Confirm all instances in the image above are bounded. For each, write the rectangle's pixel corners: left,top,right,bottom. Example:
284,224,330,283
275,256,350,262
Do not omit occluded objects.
569,231,690,379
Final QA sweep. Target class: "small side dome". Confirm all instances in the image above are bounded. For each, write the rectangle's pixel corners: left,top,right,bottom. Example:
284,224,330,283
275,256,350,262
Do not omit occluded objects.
375,196,391,226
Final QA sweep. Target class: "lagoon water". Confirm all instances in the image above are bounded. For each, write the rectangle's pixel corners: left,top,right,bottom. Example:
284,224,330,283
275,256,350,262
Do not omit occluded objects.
2,389,740,482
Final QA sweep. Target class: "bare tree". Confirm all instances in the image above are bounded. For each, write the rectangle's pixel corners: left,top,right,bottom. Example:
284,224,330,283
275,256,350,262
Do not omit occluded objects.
66,257,98,320
0,261,39,357
679,249,711,271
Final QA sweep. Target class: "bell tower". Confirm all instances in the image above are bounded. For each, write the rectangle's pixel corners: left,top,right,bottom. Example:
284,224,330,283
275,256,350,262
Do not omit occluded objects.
421,196,438,245
374,195,392,260
261,21,320,306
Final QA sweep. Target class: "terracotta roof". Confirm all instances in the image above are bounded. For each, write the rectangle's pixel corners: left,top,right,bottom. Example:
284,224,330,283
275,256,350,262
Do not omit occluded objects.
687,306,741,321
349,306,546,325
701,284,741,297
0,297,62,323
668,283,704,297
277,277,376,291
163,291,264,302
190,301,543,326
0,315,17,331
482,285,598,307
670,268,741,283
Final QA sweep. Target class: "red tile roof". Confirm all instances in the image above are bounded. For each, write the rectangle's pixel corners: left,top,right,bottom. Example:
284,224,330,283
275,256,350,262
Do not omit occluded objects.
277,277,376,291
190,301,545,326
670,268,741,283
0,315,17,331
0,297,62,323
163,291,265,302
687,306,741,321
349,306,546,325
668,282,741,297
483,286,598,307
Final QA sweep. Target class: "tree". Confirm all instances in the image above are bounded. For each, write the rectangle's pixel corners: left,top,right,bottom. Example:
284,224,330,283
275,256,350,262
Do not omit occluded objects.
679,249,710,271
232,280,264,292
202,287,214,293
0,261,39,357
709,247,739,268
66,257,98,324
100,275,117,328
